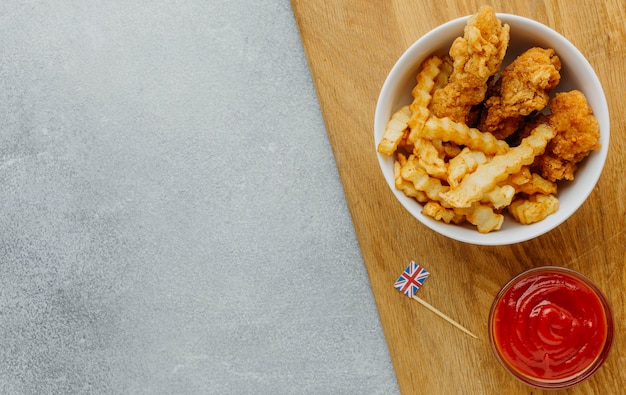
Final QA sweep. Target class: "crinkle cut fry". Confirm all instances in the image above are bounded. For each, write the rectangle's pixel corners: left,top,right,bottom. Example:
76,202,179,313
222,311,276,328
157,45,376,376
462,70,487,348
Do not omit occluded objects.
377,56,443,156
407,56,443,144
423,199,505,233
508,194,559,224
481,185,515,209
422,201,464,224
413,136,447,179
377,105,411,155
394,155,429,203
432,55,453,92
410,56,443,106
447,147,489,187
399,154,449,203
455,202,504,233
508,168,557,195
432,138,462,159
440,124,556,208
420,115,509,155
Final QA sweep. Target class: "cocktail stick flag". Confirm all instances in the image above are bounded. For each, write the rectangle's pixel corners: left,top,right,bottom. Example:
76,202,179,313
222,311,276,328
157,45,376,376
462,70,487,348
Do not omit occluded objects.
394,261,430,297
395,261,477,339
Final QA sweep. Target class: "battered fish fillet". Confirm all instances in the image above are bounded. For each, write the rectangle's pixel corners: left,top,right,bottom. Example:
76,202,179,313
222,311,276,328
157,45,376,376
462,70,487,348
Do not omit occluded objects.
429,6,510,125
479,47,562,140
531,90,601,181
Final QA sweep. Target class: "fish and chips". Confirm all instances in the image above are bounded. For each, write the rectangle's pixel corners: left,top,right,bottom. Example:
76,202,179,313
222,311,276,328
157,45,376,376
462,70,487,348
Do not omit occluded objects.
377,6,601,233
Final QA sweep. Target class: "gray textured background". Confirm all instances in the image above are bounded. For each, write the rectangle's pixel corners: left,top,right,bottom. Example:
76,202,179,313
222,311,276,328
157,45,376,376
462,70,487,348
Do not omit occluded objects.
0,1,400,394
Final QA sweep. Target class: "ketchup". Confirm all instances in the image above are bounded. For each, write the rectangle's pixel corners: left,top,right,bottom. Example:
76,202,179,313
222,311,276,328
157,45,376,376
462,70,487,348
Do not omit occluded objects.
489,267,613,387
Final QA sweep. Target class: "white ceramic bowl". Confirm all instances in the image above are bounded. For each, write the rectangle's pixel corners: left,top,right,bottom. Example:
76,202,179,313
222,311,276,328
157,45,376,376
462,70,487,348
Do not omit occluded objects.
374,13,609,245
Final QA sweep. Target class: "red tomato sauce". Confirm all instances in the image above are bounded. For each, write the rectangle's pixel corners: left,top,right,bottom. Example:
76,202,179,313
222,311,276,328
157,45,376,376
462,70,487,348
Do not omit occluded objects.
491,269,609,382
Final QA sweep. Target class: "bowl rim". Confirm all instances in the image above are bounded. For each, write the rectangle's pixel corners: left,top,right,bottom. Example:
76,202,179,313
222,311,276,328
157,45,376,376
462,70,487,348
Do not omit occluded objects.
374,13,610,245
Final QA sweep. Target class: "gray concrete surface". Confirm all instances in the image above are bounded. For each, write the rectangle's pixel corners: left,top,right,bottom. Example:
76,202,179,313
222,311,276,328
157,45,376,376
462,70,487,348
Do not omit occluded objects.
0,1,399,394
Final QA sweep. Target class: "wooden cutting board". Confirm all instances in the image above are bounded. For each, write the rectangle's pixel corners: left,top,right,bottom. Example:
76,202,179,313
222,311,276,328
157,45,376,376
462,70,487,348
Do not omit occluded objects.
291,1,626,394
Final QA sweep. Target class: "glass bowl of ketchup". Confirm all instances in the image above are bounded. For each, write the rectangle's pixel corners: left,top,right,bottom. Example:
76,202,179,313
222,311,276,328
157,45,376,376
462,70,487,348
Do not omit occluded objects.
489,266,613,389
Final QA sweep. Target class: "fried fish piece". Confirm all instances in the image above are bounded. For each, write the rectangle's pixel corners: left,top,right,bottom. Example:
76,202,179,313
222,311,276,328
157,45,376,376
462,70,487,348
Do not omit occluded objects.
531,90,601,181
429,6,510,124
479,47,561,139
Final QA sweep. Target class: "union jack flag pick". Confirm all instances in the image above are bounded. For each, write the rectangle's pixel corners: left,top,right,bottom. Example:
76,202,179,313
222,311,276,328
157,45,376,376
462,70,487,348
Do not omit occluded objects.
394,261,430,298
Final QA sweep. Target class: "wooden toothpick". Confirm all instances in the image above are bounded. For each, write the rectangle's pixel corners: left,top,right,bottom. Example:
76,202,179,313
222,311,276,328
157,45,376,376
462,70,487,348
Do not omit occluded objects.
394,260,478,339
412,295,478,339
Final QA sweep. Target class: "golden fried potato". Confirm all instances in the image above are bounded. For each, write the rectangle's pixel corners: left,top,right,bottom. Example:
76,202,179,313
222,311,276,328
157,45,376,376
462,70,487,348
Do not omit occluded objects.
507,166,532,187
422,201,465,224
440,124,555,208
508,194,559,224
432,55,454,92
420,115,509,155
407,56,444,144
447,147,489,187
394,158,429,202
377,105,411,155
437,140,462,159
481,185,516,209
399,155,450,203
413,137,447,179
455,202,504,233
508,169,557,195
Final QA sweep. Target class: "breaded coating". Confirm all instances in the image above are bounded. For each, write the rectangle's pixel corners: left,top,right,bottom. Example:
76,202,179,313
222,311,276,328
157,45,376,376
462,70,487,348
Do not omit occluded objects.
479,47,561,139
429,6,510,125
531,90,601,181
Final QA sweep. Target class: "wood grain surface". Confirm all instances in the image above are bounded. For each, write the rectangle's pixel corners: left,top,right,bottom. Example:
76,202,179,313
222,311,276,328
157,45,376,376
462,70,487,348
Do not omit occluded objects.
291,1,626,394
